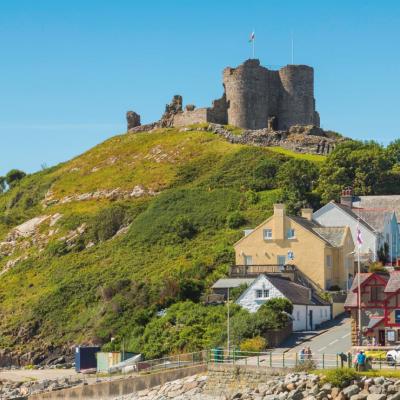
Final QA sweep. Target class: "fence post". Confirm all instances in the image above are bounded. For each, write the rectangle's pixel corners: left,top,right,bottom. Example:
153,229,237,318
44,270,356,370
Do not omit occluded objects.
379,356,382,370
283,352,285,368
192,353,194,365
270,352,272,368
257,354,260,367
178,354,181,368
336,354,339,368
322,353,325,369
347,352,352,368
295,352,298,367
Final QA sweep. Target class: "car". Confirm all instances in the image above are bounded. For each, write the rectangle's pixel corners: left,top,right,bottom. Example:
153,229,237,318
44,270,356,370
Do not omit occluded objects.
386,347,400,366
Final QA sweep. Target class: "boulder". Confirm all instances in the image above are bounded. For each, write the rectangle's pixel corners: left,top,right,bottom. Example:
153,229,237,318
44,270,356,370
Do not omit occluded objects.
127,111,141,130
343,385,360,398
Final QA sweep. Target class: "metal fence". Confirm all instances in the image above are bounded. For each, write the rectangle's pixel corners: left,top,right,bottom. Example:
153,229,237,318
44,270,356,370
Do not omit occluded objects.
207,349,400,370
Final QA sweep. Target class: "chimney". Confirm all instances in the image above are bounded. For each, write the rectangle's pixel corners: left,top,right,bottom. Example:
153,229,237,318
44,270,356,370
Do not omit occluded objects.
301,208,313,221
273,204,286,240
340,186,353,208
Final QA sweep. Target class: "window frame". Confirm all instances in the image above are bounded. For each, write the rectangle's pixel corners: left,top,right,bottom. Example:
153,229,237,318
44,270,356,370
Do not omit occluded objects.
263,228,273,240
287,228,295,239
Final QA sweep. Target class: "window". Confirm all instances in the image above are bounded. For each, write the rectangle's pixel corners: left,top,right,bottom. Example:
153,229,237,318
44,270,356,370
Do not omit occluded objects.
263,229,272,240
326,255,333,268
244,255,253,266
277,255,286,266
287,228,295,239
296,311,300,321
255,289,269,298
370,286,380,302
320,309,323,318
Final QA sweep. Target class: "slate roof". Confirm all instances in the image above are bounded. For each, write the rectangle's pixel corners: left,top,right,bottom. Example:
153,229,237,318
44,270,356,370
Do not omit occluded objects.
351,208,393,231
333,202,375,232
290,216,347,247
353,195,400,219
212,278,255,289
264,275,330,306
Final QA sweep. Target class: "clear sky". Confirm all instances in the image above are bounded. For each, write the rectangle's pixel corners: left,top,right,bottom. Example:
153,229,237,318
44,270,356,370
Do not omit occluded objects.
1,0,400,176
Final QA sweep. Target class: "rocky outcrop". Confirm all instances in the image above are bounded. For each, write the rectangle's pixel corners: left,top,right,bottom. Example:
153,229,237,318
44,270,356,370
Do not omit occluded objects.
159,95,183,127
127,111,141,130
184,124,344,155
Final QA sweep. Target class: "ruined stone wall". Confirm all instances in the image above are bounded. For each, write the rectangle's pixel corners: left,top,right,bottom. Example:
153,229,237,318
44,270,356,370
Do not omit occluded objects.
278,65,317,130
207,94,228,124
172,108,208,127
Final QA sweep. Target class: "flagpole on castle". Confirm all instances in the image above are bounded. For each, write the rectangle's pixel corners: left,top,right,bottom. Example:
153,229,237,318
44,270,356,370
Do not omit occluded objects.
252,29,255,59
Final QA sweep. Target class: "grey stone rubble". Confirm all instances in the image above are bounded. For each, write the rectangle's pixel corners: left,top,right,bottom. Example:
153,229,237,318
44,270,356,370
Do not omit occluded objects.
0,376,84,399
113,372,400,400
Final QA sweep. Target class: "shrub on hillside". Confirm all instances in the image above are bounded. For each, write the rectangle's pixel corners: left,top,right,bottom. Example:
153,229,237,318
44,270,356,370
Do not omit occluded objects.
240,336,267,352
226,211,245,229
171,216,197,240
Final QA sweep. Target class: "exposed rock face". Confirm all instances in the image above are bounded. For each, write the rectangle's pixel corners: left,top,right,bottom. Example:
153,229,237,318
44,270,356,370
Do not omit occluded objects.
127,111,141,130
181,123,343,155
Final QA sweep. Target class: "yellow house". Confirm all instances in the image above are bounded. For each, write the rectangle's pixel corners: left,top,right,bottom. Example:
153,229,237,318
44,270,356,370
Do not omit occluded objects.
234,204,355,290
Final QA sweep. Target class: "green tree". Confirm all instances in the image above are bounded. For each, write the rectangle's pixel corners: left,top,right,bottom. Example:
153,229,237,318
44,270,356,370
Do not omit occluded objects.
276,159,319,213
5,169,26,188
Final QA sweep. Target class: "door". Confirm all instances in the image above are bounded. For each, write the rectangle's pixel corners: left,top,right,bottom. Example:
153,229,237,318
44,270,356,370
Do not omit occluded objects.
244,255,253,266
277,255,286,266
309,310,313,330
378,330,386,346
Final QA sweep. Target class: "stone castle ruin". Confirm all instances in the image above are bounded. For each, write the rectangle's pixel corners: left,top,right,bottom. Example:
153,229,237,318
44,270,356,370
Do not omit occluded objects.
126,59,344,155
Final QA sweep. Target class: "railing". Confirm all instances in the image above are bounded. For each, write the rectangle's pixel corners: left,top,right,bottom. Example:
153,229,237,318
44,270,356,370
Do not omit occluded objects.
137,350,207,374
229,264,296,277
207,349,400,370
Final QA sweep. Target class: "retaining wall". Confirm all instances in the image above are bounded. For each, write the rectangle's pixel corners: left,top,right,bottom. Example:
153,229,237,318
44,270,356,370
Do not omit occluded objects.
28,364,206,400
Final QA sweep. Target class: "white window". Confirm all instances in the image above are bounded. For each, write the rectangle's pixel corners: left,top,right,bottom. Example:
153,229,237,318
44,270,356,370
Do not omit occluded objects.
287,228,295,239
255,289,269,298
244,255,253,266
277,255,286,265
320,309,323,318
296,311,300,320
263,229,272,240
326,255,333,268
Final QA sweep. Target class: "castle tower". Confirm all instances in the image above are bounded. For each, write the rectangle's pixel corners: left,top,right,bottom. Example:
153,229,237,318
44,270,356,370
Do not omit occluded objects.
223,59,270,130
278,65,318,130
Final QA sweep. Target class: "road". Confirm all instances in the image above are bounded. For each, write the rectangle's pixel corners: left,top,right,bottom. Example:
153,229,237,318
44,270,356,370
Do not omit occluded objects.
289,316,351,355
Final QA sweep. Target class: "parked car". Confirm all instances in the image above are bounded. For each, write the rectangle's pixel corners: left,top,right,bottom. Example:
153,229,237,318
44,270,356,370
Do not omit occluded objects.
386,347,400,365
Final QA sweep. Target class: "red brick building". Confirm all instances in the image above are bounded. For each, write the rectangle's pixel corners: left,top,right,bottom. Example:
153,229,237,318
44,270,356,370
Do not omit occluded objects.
344,271,400,346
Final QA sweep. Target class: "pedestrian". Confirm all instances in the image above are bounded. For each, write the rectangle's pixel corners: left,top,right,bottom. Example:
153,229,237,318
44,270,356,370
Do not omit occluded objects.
298,348,305,364
357,350,366,371
306,346,312,360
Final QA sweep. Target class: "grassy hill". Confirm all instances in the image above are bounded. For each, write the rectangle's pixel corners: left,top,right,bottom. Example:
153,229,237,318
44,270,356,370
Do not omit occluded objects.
0,126,324,361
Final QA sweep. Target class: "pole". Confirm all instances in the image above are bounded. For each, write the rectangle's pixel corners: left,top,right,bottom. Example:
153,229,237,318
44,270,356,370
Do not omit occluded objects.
227,287,230,358
357,234,362,346
252,32,255,59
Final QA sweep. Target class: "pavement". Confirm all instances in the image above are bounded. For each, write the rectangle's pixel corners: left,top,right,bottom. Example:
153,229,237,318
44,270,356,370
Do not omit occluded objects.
0,368,79,382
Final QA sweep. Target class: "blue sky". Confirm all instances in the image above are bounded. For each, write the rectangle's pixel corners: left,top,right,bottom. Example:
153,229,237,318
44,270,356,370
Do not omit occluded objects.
1,0,400,175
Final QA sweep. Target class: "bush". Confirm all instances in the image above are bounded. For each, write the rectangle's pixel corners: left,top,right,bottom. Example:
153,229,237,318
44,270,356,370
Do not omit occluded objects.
226,211,246,229
172,216,197,240
240,336,267,352
293,359,317,372
322,368,357,388
90,204,128,242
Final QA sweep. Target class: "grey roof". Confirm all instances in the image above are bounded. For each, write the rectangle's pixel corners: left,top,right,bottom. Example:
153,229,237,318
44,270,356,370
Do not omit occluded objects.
312,227,346,247
290,215,347,247
384,271,400,293
351,208,393,231
353,195,400,219
265,275,330,306
367,316,384,330
212,278,255,289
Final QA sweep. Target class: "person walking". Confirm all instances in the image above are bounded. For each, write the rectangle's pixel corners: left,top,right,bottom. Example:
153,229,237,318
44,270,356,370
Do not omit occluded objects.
357,350,366,371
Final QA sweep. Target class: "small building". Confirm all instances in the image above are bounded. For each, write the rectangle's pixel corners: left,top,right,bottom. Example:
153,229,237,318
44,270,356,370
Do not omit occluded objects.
75,346,100,373
313,189,400,264
234,203,354,290
345,271,400,346
236,274,331,331
211,278,255,300
96,352,135,373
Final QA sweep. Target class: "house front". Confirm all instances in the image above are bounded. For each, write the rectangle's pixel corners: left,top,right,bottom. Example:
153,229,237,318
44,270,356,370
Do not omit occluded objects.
234,204,354,290
314,189,400,264
236,274,331,331
344,271,400,346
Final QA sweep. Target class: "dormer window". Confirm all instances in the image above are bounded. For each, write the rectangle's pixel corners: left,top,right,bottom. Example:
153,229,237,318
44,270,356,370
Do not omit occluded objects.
255,289,269,298
263,229,272,240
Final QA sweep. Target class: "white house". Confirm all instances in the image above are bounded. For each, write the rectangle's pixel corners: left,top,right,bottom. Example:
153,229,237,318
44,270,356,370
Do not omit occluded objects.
313,189,400,265
236,274,331,331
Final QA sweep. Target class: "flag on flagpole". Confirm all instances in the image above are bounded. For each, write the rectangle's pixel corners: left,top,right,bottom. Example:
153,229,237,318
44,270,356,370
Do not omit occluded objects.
249,31,255,42
356,224,363,248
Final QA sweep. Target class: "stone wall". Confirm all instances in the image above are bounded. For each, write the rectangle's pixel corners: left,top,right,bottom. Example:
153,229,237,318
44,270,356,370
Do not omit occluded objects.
173,108,209,127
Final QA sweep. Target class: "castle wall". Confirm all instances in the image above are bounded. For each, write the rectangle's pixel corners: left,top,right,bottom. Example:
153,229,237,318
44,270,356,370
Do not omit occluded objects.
223,59,270,130
278,65,317,130
173,108,209,127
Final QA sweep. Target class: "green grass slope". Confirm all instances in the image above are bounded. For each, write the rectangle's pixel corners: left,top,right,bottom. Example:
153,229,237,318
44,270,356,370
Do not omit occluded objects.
0,126,323,358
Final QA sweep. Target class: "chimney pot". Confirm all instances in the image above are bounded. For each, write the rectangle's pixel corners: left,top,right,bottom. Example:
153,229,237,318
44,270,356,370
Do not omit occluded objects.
301,208,313,221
